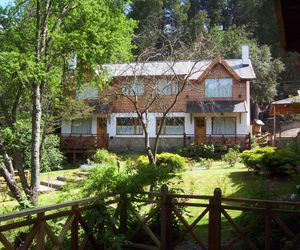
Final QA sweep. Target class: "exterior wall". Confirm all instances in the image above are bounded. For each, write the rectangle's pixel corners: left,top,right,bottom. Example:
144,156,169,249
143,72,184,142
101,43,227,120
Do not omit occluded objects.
108,137,193,152
105,64,248,114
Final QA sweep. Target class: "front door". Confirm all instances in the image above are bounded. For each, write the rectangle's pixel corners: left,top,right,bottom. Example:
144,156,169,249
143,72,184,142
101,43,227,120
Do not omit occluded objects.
97,117,107,148
194,117,206,145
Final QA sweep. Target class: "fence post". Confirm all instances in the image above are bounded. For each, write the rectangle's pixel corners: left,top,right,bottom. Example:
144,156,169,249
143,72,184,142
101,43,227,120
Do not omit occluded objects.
36,212,45,250
71,205,79,250
264,205,271,250
208,188,222,250
160,184,172,250
119,193,128,235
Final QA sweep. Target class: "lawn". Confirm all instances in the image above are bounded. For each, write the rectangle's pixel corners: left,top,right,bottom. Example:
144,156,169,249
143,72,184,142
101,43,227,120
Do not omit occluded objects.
1,162,299,214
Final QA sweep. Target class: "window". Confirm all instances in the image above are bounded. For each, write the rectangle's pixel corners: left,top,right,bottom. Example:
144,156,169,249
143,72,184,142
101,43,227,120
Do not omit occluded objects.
116,118,143,135
156,117,184,135
205,78,232,97
71,119,92,134
157,80,179,96
122,82,144,96
212,117,236,135
76,86,98,99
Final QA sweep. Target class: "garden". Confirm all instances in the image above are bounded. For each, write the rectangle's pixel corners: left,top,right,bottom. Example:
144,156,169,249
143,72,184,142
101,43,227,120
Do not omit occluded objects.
1,142,300,248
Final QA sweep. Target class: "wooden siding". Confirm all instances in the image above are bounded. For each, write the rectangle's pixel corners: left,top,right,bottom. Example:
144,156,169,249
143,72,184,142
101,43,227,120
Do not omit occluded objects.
103,63,248,114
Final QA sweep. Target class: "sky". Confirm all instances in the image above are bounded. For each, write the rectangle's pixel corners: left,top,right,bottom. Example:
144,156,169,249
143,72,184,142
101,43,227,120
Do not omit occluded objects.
0,0,13,7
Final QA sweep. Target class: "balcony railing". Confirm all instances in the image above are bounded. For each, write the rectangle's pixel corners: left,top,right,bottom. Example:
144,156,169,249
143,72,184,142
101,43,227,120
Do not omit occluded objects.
59,133,108,153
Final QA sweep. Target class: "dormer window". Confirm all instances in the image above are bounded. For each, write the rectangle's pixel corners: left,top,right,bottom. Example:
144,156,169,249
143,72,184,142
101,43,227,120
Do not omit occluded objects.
157,80,179,96
205,78,232,98
122,82,144,96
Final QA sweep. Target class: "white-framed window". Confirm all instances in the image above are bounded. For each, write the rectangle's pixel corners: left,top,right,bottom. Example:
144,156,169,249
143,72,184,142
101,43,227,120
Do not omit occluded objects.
156,117,184,135
122,82,144,96
212,117,236,135
71,119,92,134
116,117,143,135
76,86,98,99
205,78,232,98
157,80,179,96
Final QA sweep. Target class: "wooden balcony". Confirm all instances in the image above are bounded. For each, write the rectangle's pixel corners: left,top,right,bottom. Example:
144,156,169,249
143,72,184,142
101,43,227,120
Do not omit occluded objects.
59,133,108,154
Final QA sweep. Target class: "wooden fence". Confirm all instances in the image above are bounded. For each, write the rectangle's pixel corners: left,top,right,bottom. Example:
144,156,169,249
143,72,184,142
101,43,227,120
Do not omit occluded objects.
1,186,300,249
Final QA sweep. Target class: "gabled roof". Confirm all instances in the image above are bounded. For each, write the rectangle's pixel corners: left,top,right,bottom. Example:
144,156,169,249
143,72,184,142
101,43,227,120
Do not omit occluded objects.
100,57,256,80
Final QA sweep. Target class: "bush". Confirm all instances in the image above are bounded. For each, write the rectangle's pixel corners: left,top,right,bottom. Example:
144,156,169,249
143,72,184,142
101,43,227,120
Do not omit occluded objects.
1,121,64,172
177,144,215,160
240,146,298,176
40,134,64,172
222,146,240,167
92,149,118,166
156,153,187,173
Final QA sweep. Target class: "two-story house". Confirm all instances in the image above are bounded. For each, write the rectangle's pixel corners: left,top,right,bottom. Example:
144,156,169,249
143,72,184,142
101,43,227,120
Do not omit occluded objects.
60,46,256,156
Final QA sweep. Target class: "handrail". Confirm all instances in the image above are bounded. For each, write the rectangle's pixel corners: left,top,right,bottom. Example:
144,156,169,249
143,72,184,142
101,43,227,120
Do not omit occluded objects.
0,196,99,222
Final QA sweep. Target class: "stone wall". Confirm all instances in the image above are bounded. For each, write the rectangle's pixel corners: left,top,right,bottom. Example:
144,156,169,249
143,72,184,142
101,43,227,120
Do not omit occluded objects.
108,136,194,152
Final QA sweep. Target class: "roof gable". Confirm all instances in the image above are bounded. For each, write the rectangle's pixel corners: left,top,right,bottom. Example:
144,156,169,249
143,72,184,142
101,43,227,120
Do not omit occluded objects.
196,55,241,82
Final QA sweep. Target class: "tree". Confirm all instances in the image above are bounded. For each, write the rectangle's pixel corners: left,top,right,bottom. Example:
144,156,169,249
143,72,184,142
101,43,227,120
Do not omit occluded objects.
0,0,136,207
103,37,210,164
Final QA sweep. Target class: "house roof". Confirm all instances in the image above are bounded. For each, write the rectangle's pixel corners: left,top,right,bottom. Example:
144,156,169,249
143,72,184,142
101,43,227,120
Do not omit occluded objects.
271,97,297,105
186,100,248,113
100,58,256,80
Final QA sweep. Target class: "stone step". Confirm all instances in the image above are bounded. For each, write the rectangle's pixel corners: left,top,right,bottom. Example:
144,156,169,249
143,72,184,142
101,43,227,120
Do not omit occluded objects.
40,180,66,190
74,172,89,177
57,175,84,182
39,185,55,193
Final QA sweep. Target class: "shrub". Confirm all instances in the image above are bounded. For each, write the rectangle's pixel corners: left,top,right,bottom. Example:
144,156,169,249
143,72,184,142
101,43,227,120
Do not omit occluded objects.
1,122,64,172
240,146,298,176
177,144,215,160
156,153,187,173
222,146,240,167
92,149,118,166
40,135,64,172
137,153,187,173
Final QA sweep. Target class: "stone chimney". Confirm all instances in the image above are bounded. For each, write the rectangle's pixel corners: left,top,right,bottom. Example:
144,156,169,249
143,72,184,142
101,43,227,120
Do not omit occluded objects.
242,45,249,66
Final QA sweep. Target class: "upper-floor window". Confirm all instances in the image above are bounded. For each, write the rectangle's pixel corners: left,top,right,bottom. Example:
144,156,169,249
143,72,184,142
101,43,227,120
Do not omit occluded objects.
76,86,98,99
122,82,145,96
212,117,236,135
205,78,232,98
71,119,92,134
116,117,143,135
156,117,184,135
157,80,179,96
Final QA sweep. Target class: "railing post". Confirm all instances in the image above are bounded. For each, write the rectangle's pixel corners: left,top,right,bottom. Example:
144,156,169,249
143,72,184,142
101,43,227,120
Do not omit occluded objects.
36,212,45,250
183,133,186,148
160,184,172,250
208,188,222,250
264,205,271,250
71,205,79,250
119,193,128,235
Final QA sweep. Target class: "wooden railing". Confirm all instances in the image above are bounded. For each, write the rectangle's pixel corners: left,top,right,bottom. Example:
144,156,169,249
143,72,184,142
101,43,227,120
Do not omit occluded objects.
206,134,250,148
1,186,300,249
183,133,251,149
59,133,108,153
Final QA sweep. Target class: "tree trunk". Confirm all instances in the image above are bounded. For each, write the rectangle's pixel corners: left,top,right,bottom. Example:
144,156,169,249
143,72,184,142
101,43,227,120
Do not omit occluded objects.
0,166,23,204
31,84,42,206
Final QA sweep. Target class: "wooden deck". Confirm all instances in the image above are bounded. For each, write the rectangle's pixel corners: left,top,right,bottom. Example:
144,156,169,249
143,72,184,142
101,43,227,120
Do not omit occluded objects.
59,133,108,154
